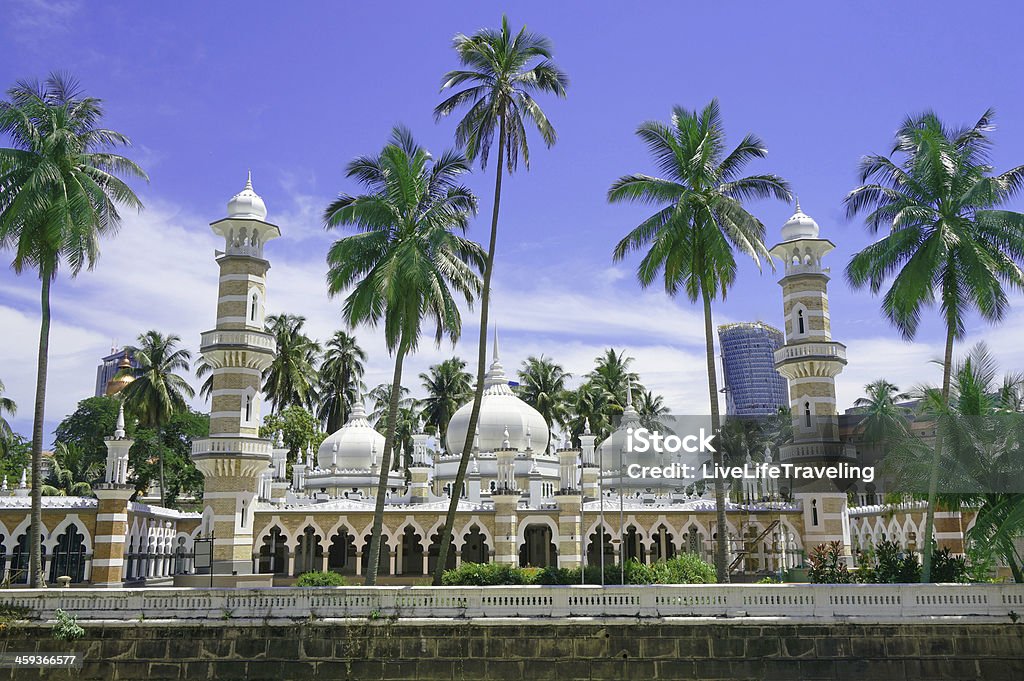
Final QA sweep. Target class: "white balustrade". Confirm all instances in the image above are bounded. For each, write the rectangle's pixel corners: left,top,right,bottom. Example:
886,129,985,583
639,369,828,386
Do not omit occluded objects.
200,330,275,352
2,584,1022,621
773,342,847,363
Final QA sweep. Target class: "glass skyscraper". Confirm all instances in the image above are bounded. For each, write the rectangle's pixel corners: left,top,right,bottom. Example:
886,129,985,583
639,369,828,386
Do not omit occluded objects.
718,322,789,416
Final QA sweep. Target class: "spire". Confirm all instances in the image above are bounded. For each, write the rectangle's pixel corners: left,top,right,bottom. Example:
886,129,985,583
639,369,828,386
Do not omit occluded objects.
626,379,634,408
114,401,126,439
584,417,591,435
493,325,500,362
794,195,801,213
245,169,253,191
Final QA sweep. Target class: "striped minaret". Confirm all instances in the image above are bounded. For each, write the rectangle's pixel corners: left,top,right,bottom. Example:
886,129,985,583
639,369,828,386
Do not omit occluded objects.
769,200,854,559
191,173,280,578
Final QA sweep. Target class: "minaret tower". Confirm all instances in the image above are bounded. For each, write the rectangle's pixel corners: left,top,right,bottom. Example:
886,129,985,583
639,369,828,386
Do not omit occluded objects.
191,173,280,579
769,200,854,556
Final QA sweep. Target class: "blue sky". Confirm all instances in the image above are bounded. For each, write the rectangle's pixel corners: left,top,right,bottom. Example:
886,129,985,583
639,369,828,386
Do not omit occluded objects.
3,0,1024,441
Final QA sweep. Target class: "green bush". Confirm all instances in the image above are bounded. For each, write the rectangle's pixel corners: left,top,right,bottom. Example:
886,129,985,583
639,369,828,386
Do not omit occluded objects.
296,571,348,587
808,541,853,584
930,546,968,583
442,556,716,586
52,609,85,641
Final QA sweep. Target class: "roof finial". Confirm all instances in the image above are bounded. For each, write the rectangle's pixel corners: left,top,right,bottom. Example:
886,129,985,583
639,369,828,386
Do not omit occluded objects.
493,325,500,362
245,169,253,191
114,401,126,439
626,379,634,408
794,195,801,213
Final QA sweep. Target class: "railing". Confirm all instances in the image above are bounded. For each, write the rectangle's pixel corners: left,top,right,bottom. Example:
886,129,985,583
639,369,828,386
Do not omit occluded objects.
2,584,1022,621
773,342,847,363
199,329,275,352
191,437,273,457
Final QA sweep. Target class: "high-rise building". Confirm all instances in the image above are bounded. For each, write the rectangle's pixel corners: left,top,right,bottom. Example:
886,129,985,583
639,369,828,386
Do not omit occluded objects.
718,321,789,416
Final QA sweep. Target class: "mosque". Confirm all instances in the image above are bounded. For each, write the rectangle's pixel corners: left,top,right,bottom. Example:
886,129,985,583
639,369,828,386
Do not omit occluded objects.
0,177,971,586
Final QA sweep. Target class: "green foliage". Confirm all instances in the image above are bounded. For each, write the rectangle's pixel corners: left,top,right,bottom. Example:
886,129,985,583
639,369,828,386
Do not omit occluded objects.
42,442,101,497
296,571,348,587
318,331,367,434
263,314,321,413
54,396,124,471
0,433,30,486
516,355,572,434
808,542,853,584
930,547,968,583
419,357,472,443
52,609,85,641
442,556,717,586
260,406,325,460
129,409,207,505
867,540,921,583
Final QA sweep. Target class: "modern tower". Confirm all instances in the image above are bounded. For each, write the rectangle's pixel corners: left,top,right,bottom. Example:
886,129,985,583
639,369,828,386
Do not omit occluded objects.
769,200,854,557
718,322,789,416
190,173,280,581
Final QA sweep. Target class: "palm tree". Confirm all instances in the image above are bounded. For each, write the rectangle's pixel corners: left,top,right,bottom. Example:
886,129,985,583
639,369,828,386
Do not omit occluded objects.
41,442,101,497
419,357,473,445
0,73,146,586
119,331,194,507
318,331,367,433
517,355,572,433
609,100,791,581
368,382,414,429
324,126,484,585
635,389,671,432
567,382,615,446
432,16,567,585
263,314,320,413
845,108,1024,581
0,378,15,443
587,348,642,414
193,357,214,401
852,380,912,444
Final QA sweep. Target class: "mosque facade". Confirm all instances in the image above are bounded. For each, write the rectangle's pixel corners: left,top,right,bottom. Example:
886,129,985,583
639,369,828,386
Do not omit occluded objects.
0,178,975,586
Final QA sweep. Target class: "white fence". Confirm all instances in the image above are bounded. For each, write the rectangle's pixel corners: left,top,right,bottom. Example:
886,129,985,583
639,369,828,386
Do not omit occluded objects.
3,584,1024,621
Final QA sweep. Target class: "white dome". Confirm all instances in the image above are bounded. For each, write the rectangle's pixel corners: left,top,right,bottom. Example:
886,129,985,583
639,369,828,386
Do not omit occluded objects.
226,171,268,220
317,403,385,470
780,199,819,241
445,339,550,455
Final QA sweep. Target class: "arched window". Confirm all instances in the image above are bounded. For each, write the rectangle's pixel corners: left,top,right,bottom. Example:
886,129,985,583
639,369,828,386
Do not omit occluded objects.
804,402,812,427
245,395,253,422
797,309,805,335
250,293,259,321
811,499,819,526
49,524,87,584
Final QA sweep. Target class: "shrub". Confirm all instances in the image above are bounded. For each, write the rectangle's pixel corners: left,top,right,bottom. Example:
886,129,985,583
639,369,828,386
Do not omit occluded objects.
930,546,968,583
52,609,85,641
870,540,921,584
296,571,348,587
808,541,853,584
441,555,716,586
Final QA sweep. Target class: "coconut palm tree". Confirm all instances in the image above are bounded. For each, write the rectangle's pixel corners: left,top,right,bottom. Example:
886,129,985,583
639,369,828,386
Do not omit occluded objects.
635,389,671,432
567,383,615,446
845,108,1024,581
324,125,484,585
0,378,15,443
368,382,414,430
119,331,194,507
263,314,320,413
193,357,214,401
891,344,1024,581
517,355,572,433
587,348,642,415
41,442,101,497
432,16,567,585
0,73,146,585
419,357,473,445
318,331,367,433
609,99,791,581
852,380,912,444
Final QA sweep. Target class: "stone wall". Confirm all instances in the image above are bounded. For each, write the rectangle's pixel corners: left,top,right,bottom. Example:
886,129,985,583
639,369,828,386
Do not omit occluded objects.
2,619,1022,680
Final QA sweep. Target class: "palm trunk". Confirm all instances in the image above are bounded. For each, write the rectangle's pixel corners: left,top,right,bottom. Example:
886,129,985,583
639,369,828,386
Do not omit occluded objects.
702,289,729,583
29,274,52,588
921,324,955,583
432,116,507,585
364,347,407,585
158,433,167,507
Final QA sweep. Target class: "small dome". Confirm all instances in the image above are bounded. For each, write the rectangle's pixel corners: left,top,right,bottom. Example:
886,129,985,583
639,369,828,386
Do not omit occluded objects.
105,356,135,396
780,199,819,241
446,335,550,454
226,171,267,221
317,403,385,470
